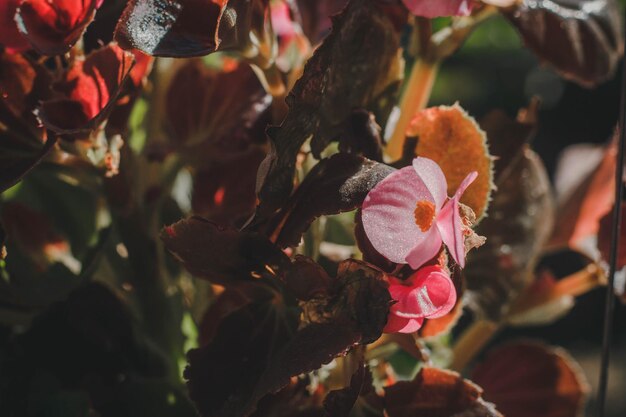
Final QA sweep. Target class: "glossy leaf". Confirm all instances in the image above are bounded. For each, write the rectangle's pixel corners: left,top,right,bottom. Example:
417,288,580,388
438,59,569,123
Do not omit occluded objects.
0,0,29,52
115,0,273,58
503,0,624,88
16,0,101,56
472,342,588,417
255,0,404,218
465,149,554,321
384,367,501,417
268,153,394,248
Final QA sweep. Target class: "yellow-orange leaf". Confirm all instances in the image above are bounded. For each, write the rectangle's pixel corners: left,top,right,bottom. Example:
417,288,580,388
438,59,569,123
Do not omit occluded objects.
407,104,493,220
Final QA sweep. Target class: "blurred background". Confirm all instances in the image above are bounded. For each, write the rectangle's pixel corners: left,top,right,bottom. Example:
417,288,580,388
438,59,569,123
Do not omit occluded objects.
432,12,626,416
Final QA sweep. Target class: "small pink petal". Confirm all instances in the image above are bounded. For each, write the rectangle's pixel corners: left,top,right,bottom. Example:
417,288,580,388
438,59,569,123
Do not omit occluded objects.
454,171,478,199
402,0,474,18
362,166,435,265
405,226,442,269
394,266,456,319
384,314,424,334
412,157,448,208
437,171,477,268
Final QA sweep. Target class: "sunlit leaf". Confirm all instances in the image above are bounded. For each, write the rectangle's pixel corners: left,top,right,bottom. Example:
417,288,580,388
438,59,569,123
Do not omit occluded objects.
384,367,501,417
472,342,589,417
254,0,404,218
503,0,624,88
16,0,101,56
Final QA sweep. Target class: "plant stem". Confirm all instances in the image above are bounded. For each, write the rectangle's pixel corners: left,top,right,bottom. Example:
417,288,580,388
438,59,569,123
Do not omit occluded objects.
449,320,498,372
251,63,287,99
386,59,439,160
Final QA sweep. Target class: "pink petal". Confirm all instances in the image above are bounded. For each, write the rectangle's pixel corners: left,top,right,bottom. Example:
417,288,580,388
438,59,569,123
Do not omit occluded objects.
384,314,424,334
437,171,477,268
405,226,442,269
362,166,435,265
401,0,473,18
412,157,448,209
454,171,478,199
397,266,456,319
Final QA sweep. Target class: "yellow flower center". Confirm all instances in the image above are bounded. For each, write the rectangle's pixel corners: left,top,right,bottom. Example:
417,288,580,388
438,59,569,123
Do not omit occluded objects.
414,200,435,232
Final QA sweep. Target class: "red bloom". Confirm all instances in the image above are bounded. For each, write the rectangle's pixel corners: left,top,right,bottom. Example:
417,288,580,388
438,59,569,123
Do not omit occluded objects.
39,43,135,135
0,0,29,52
15,0,102,56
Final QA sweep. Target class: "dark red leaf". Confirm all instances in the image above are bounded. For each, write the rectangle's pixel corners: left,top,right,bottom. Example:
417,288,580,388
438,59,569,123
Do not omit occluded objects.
160,216,291,285
165,59,269,155
255,0,404,218
472,342,588,417
16,0,101,56
0,0,30,52
503,0,623,88
296,0,348,44
192,148,267,227
185,292,362,417
114,0,272,58
300,259,392,344
465,149,554,321
384,367,501,417
267,153,394,248
323,363,368,417
479,106,537,185
284,255,333,301
38,43,135,135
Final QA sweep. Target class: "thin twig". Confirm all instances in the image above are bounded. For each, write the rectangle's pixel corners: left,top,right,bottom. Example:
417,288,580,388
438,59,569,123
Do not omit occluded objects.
597,20,626,417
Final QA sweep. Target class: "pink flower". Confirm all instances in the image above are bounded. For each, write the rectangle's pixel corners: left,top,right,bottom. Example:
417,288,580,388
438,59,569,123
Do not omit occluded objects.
361,157,477,269
384,265,456,333
402,0,474,18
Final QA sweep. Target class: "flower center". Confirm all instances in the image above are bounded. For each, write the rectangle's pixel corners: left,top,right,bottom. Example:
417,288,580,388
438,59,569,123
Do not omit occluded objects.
414,200,435,232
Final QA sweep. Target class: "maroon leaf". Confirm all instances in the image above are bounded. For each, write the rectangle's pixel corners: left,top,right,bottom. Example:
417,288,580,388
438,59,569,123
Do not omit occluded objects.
164,59,269,156
284,255,333,301
465,149,555,321
296,0,348,44
0,0,30,52
267,153,394,248
323,362,368,417
185,291,361,417
38,44,135,135
384,367,501,417
471,342,588,417
300,259,392,344
479,107,536,185
16,0,101,56
503,0,624,88
160,216,291,285
114,0,273,58
255,0,404,218
192,148,267,227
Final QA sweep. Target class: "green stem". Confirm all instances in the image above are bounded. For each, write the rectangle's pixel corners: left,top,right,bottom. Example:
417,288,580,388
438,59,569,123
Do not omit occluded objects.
386,59,439,160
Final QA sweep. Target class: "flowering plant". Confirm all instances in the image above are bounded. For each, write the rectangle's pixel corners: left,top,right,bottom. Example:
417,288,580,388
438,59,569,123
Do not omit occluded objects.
0,0,623,416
